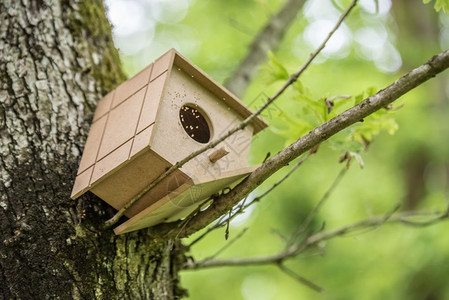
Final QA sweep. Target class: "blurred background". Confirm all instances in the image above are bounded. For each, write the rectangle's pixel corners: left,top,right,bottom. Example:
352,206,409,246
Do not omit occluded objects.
104,0,449,298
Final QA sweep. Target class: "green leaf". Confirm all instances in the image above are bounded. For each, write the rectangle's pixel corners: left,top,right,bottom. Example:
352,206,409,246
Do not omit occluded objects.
423,0,449,13
365,86,378,97
260,52,289,84
354,93,364,105
272,83,398,168
350,152,365,169
354,86,377,105
292,81,305,95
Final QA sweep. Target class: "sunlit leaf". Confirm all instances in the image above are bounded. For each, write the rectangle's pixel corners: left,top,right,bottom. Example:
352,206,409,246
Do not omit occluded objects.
423,0,449,12
350,152,365,169
260,51,289,84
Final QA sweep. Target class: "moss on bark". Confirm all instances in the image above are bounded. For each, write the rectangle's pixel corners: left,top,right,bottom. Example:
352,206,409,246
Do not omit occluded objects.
0,0,185,298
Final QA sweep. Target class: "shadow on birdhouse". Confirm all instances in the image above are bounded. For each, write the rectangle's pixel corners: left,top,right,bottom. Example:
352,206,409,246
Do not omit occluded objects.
71,49,268,234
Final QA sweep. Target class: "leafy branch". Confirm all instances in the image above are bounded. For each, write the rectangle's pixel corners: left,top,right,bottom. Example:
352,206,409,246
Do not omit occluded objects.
186,147,317,248
423,0,449,13
152,48,449,239
103,0,359,228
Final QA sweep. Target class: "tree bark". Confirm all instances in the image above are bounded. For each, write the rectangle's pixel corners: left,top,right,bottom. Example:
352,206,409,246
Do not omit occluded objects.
0,0,185,299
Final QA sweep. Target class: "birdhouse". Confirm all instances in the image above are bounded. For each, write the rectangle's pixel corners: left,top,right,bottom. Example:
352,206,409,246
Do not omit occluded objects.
71,49,267,234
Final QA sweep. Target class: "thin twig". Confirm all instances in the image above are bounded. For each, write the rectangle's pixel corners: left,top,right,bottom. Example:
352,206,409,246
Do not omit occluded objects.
303,209,445,247
271,228,289,244
247,146,318,208
201,228,249,263
278,264,325,293
224,0,306,96
262,152,271,163
180,27,345,241
152,49,449,240
212,146,317,230
187,216,227,248
103,0,358,228
288,167,347,245
396,209,449,227
187,197,250,247
224,210,231,240
335,203,401,238
173,197,217,239
184,208,449,271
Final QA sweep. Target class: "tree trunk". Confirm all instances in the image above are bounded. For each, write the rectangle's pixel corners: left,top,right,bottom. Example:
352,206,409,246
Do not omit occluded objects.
0,0,185,299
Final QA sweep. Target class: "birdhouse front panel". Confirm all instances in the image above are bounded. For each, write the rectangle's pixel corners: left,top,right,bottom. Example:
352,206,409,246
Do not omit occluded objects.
149,66,255,181
71,49,268,230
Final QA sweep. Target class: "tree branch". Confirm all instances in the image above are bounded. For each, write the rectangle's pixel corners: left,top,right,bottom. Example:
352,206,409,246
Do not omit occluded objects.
287,167,347,246
200,228,248,263
278,264,325,293
186,147,317,244
248,146,318,207
184,208,449,270
224,0,306,97
186,215,230,248
303,207,447,245
153,48,449,239
103,0,358,228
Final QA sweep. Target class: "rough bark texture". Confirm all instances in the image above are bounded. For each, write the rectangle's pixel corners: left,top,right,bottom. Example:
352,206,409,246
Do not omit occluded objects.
0,0,185,299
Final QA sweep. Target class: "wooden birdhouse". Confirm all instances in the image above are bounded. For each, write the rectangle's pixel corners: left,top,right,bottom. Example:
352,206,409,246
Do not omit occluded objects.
71,49,268,234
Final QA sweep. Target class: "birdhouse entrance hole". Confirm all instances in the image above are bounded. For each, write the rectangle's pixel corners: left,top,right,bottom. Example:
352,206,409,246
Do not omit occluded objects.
179,105,211,143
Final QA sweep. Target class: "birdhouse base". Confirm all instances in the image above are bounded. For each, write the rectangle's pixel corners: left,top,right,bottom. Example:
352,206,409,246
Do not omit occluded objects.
113,166,258,234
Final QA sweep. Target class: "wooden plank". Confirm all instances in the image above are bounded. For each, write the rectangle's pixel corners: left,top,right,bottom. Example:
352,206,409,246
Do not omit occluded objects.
113,64,152,108
114,166,258,234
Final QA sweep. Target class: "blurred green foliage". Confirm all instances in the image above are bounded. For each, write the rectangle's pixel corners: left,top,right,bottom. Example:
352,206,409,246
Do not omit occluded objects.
423,0,449,13
109,0,449,298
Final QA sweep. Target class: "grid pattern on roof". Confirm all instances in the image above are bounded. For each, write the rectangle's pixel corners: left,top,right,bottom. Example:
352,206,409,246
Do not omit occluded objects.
71,51,174,198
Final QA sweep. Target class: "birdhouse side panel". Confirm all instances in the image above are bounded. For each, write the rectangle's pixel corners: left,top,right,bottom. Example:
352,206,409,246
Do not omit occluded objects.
96,87,146,160
149,67,254,179
71,165,94,198
112,64,152,108
76,114,109,175
93,90,114,122
71,64,155,198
